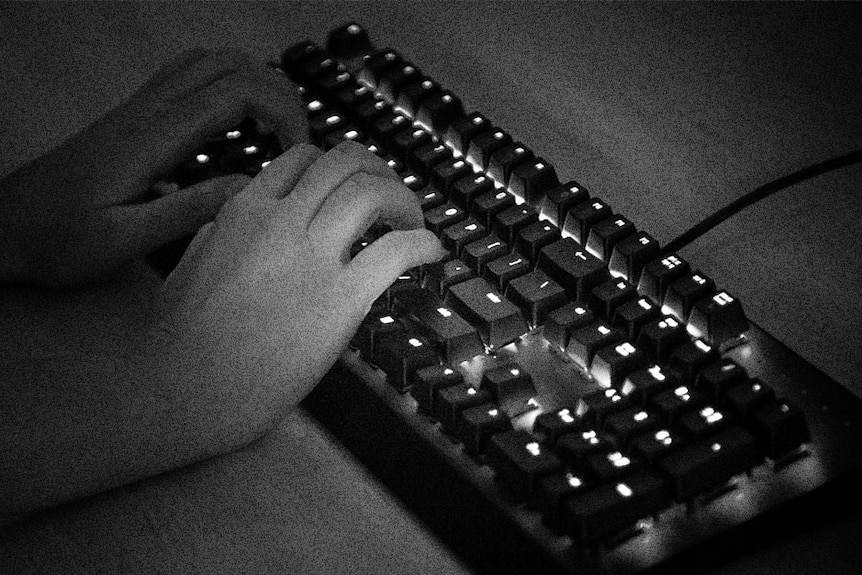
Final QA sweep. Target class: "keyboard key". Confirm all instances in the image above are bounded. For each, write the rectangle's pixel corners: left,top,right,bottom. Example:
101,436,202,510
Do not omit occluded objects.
443,112,492,156
678,405,733,439
563,198,613,245
441,217,487,255
636,315,690,362
430,157,473,193
589,278,638,321
659,427,762,501
461,234,510,274
585,215,636,262
396,292,484,365
566,321,622,371
372,111,411,146
436,385,492,435
576,388,632,425
650,385,707,424
372,328,439,392
281,41,323,77
422,258,474,296
621,365,678,404
538,238,610,300
333,82,375,110
353,310,401,359
495,204,539,244
450,174,494,210
612,297,662,341
509,157,559,203
535,470,591,530
322,125,366,150
752,400,810,460
663,271,716,321
695,358,748,401
631,429,685,464
533,407,589,445
416,90,465,133
473,189,517,228
378,63,422,100
637,254,690,305
505,270,568,327
424,202,467,235
538,180,590,228
515,220,561,263
487,430,563,500
358,49,403,86
445,278,529,350
724,378,776,418
585,449,640,481
326,22,373,60
391,126,434,162
487,143,534,187
416,187,446,211
590,341,648,389
317,68,354,93
666,339,721,384
396,78,440,117
309,111,349,145
411,142,452,179
466,128,512,171
556,428,617,466
561,470,671,545
410,364,463,414
608,231,662,284
687,290,750,346
542,301,594,352
480,362,538,417
482,252,532,291
458,403,513,455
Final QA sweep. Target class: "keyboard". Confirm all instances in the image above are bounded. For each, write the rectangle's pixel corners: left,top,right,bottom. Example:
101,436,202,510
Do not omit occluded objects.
150,22,862,575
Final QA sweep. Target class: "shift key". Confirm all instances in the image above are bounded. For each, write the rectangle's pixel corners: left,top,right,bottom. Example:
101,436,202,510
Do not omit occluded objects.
445,277,529,351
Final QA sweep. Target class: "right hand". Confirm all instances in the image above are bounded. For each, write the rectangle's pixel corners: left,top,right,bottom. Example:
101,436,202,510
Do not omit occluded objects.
151,141,446,432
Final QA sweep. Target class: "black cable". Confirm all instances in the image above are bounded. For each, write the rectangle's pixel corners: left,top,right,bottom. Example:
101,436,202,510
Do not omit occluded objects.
662,149,862,255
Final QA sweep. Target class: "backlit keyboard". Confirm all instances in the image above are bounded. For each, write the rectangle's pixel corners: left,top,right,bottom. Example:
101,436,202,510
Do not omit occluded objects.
151,22,862,575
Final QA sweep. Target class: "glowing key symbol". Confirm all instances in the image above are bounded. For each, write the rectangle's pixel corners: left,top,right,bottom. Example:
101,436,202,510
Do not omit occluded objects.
648,365,666,381
345,130,359,140
243,145,259,155
695,340,712,353
380,316,395,324
443,368,454,375
510,368,521,376
567,474,583,488
486,293,502,304
608,452,631,468
488,409,499,417
437,307,452,318
325,115,341,125
445,208,459,216
656,430,673,445
714,292,734,305
638,299,653,310
408,338,423,347
558,409,575,424
526,442,542,457
196,154,210,164
616,342,636,357
700,407,723,424
575,251,588,261
598,325,611,335
616,483,633,497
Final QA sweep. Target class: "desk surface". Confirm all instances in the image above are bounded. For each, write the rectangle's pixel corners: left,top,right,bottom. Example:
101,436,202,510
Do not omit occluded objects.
1,2,860,574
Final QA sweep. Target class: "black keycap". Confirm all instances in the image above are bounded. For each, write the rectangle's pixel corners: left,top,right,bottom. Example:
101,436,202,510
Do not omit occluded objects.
322,125,366,150
678,405,733,439
461,234,510,274
556,428,617,466
620,365,678,404
326,22,373,60
487,143,534,187
483,252,532,292
650,385,707,424
585,449,640,482
695,358,748,401
495,204,539,244
309,111,349,146
659,427,762,501
466,128,512,171
589,278,638,321
372,111,412,146
396,291,484,365
752,400,810,460
590,341,648,390
576,388,632,425
436,385,492,435
612,297,662,342
359,49,402,87
636,314,690,362
664,271,717,321
458,403,513,455
378,63,422,100
354,97,392,131
416,90,465,133
480,362,538,417
431,157,473,194
505,270,568,327
450,174,494,210
424,202,467,235
637,254,691,305
353,310,400,359
687,290,750,346
516,220,561,263
487,430,563,500
724,378,776,418
391,126,433,162
416,187,446,211
445,278,529,350
509,158,559,203
563,198,613,245
585,215,636,262
281,41,322,78
608,231,662,285
441,217,487,256
297,55,342,87
542,301,595,352
410,364,463,414
566,321,622,371
318,68,354,93
539,181,590,228
333,82,375,110
666,339,721,384
533,407,589,445
372,328,439,392
443,112,492,156
538,239,610,301
631,429,685,464
401,170,425,192
561,471,671,545
422,258,474,296
396,78,440,117
473,189,517,229
535,470,591,530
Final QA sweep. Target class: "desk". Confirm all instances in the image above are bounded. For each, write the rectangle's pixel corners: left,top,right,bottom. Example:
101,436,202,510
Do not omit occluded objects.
1,2,860,573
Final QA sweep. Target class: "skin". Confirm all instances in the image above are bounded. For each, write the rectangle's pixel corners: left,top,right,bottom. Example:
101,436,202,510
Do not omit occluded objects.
0,50,445,518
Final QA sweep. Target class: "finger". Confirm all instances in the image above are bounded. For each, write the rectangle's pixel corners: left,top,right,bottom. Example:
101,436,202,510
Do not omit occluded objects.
140,47,211,92
308,172,425,263
348,229,447,304
283,141,400,226
110,173,251,257
239,143,322,201
152,49,257,103
161,220,214,296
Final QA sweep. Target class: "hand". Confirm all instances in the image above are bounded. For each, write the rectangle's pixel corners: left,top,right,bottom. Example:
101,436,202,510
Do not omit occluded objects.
0,48,306,286
151,141,446,430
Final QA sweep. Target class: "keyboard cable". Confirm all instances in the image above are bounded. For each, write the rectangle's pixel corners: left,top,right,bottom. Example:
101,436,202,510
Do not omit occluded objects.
661,149,862,255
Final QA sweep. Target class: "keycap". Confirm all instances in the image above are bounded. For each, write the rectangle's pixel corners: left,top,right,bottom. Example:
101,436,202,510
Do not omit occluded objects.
396,291,484,364
281,41,322,78
466,128,512,171
309,111,349,145
505,270,568,327
411,142,453,179
487,430,563,500
487,143,534,187
585,215,636,262
678,405,733,439
495,204,539,244
391,126,433,162
509,158,559,203
650,385,707,424
538,181,590,228
353,310,401,359
636,315,690,362
515,220,561,263
659,427,762,501
416,187,446,210
436,385,492,435
590,341,648,389
424,202,467,235
612,297,662,342
533,407,589,445
458,403,513,455
401,170,425,192
631,429,685,464
687,290,750,346
450,174,494,210
472,189,517,228
663,271,716,321
461,234,510,274
637,254,690,305
576,388,632,424
359,49,403,87
326,22,373,60
482,252,532,292
297,55,342,87
396,78,440,117
322,125,366,150
410,364,463,414
621,365,678,404
752,400,810,460
480,362,538,417
724,378,776,418
563,198,613,245
566,321,622,371
317,68,354,93
441,217,487,255
443,112,492,156
608,231,662,284
430,157,473,193
354,97,392,131
666,339,721,384
695,358,748,401
333,82,375,110
556,428,617,466
372,111,412,146
372,327,439,392
535,470,591,530
416,90,465,133
445,278,529,350
422,258,474,296
585,449,640,481
542,301,595,352
378,63,422,100
538,238,610,300
589,278,638,321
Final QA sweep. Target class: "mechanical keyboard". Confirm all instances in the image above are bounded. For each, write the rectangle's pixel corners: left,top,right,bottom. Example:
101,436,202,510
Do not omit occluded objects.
149,22,862,575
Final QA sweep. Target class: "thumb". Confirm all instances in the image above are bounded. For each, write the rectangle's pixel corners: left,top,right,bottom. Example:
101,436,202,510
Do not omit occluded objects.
111,174,251,256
